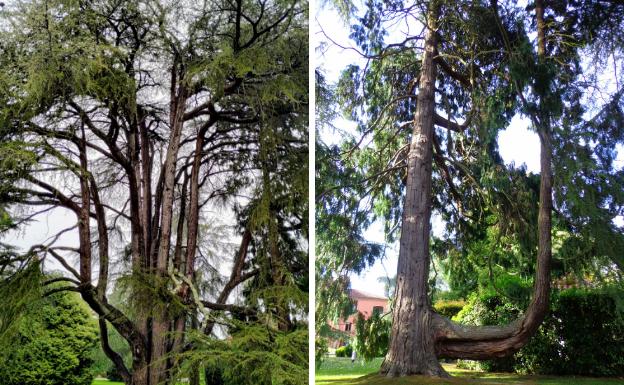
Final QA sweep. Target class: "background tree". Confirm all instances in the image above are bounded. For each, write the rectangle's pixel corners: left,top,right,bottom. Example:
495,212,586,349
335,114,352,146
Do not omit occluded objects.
0,0,308,384
316,0,624,377
0,273,99,385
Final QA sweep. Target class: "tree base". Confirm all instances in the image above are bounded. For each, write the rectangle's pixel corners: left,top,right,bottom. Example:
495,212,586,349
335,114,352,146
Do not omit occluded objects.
379,358,450,378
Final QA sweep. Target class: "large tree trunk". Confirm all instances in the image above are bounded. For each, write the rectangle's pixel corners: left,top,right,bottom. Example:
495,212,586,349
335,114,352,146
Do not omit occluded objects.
381,0,553,377
379,2,445,377
130,365,149,385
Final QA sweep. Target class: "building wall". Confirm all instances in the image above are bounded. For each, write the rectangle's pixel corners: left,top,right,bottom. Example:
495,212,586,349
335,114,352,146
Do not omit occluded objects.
330,296,389,347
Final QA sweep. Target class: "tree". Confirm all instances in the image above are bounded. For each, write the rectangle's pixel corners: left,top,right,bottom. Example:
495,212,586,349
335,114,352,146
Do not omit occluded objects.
0,0,308,384
317,0,624,377
0,273,99,385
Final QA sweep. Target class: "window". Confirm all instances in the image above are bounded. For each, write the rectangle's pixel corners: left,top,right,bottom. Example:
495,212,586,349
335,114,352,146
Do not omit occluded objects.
373,306,384,316
344,322,352,332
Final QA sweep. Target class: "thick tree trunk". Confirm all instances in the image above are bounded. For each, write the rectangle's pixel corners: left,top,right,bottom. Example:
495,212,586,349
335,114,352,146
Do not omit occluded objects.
379,3,445,377
130,365,149,385
381,0,553,377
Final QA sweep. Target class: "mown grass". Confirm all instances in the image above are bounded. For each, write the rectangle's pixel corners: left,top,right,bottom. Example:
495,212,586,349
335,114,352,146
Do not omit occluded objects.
92,379,123,385
316,357,624,385
91,377,192,385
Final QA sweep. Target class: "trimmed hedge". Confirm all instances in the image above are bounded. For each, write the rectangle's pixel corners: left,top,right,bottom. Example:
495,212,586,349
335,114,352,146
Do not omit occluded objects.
335,345,353,358
456,286,624,376
433,300,466,319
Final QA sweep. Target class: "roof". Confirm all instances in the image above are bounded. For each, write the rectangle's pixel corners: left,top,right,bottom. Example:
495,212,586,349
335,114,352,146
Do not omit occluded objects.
349,288,388,301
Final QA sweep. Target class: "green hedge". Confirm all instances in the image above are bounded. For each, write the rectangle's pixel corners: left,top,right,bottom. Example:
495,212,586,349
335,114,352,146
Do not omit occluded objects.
0,290,98,385
433,300,466,319
335,345,353,358
456,286,624,376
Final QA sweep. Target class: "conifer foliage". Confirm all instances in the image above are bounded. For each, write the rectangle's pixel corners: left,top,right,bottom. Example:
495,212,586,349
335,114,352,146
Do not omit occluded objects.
317,0,624,377
0,0,308,384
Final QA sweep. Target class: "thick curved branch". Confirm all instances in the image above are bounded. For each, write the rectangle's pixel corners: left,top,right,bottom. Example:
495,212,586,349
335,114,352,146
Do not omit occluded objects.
43,285,80,297
433,113,470,132
99,318,131,383
434,54,472,89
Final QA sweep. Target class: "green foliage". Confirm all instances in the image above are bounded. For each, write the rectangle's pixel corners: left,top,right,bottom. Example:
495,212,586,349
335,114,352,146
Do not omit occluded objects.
456,286,624,376
179,324,308,385
0,260,43,350
0,289,98,385
316,357,385,378
433,300,466,319
115,271,187,320
316,337,329,369
335,344,353,358
354,312,389,360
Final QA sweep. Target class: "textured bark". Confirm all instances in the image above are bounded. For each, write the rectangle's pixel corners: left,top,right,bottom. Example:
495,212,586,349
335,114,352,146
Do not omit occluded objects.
78,126,92,283
149,315,170,385
185,117,216,278
380,3,446,377
381,0,554,376
130,366,149,385
156,85,189,272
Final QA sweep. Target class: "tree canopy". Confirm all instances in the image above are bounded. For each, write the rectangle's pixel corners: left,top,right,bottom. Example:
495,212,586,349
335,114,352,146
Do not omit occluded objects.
0,0,308,384
316,0,624,377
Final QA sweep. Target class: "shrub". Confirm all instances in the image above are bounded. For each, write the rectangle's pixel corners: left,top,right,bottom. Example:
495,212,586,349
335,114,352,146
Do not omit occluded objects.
181,325,308,385
0,290,99,385
335,345,353,358
433,300,466,319
455,286,624,376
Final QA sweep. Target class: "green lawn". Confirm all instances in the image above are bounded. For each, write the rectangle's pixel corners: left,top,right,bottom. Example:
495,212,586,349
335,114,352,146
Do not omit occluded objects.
316,357,624,385
91,378,191,385
92,379,123,385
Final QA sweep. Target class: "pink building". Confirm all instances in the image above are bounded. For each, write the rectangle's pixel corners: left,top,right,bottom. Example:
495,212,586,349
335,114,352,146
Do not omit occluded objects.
330,289,389,345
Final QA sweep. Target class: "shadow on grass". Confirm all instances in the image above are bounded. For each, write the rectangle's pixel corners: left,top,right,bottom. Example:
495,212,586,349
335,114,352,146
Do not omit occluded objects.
317,362,624,385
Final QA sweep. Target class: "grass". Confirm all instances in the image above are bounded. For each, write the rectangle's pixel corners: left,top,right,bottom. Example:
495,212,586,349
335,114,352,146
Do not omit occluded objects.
91,377,192,385
92,380,123,385
316,357,624,385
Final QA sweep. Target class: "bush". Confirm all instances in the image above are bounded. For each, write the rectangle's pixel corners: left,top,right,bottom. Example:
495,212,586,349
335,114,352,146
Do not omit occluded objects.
0,289,99,385
433,300,466,319
455,286,624,376
335,345,353,358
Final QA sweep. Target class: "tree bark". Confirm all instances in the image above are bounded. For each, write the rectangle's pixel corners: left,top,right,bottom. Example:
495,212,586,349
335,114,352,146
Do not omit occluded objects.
379,2,446,377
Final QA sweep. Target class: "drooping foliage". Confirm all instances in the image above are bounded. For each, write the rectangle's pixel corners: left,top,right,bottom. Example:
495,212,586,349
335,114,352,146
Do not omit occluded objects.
316,0,624,374
177,324,308,385
316,0,624,320
0,0,308,383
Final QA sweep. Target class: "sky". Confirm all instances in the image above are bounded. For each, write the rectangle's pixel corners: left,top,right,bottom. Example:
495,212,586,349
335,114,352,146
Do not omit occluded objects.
315,4,623,297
